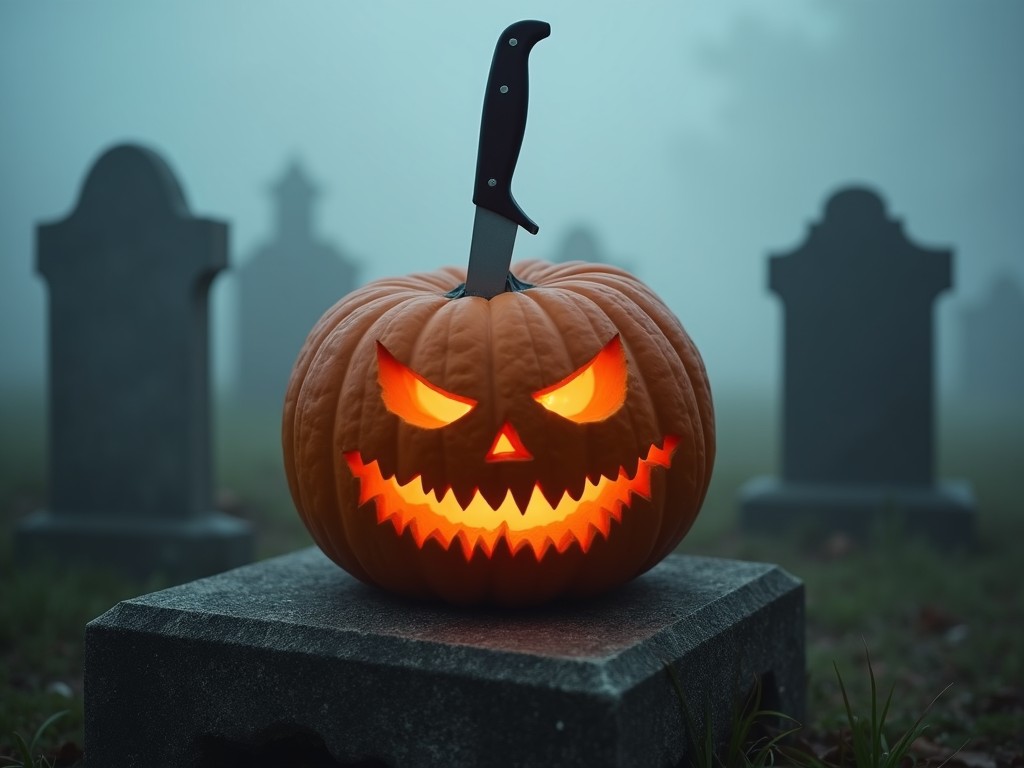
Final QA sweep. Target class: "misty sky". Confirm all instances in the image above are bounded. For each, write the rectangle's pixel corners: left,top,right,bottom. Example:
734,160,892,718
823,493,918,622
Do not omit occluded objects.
1,1,1021,399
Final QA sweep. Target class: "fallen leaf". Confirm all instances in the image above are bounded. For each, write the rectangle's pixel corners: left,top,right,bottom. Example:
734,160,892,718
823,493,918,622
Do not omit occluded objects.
916,604,962,635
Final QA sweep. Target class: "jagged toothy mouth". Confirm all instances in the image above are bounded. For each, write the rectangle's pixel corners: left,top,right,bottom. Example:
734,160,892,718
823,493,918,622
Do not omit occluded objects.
343,435,678,561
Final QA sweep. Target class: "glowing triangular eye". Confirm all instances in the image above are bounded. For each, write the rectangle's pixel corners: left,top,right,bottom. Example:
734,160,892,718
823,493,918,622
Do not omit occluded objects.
532,335,627,423
377,343,477,429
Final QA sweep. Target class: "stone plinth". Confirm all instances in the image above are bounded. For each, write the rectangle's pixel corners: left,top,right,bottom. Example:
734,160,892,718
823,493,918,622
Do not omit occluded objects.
85,547,805,768
739,477,976,548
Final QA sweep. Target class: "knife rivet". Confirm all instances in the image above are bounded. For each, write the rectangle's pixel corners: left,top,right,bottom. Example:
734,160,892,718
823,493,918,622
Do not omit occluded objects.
508,37,518,46
499,85,509,94
488,178,497,187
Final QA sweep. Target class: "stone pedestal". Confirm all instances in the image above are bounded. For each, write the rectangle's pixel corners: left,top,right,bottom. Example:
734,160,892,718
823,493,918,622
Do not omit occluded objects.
85,547,805,768
739,477,976,548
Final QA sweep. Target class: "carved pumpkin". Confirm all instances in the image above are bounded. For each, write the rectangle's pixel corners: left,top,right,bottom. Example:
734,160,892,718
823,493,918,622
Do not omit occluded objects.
282,259,714,605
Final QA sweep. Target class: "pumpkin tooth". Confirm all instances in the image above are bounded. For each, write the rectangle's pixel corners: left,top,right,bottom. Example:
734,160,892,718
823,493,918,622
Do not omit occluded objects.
478,483,510,514
475,525,505,559
403,474,425,495
451,483,476,511
564,474,586,502
608,501,624,524
538,480,565,510
531,535,556,560
630,460,654,502
506,532,533,557
577,523,601,553
356,459,379,505
455,530,476,561
508,481,535,514
528,484,558,518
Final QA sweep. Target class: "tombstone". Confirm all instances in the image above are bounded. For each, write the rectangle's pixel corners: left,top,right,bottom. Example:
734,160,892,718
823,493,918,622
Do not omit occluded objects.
15,143,253,581
84,547,805,767
959,273,1024,402
237,161,359,405
552,224,634,274
739,187,976,546
554,225,606,263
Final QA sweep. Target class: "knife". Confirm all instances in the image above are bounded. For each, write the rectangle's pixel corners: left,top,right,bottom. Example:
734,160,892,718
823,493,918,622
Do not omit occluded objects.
462,20,550,299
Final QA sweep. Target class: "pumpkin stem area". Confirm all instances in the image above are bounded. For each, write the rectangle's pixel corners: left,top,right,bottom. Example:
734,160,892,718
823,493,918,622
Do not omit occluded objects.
445,271,534,300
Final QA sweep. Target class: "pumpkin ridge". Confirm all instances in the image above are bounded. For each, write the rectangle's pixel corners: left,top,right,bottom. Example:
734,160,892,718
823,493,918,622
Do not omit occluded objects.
515,289,598,509
337,295,442,582
573,276,708,462
327,309,387,581
562,280,697,558
537,285,649,485
587,276,713,564
579,273,714,463
362,294,453,486
290,291,414,577
566,288,644,486
582,272,715,526
395,296,458,494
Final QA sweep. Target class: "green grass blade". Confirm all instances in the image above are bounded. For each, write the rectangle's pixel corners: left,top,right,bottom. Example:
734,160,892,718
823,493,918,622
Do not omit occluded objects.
12,730,33,767
28,710,67,753
665,664,713,768
877,685,896,767
833,660,856,728
833,661,871,767
888,682,954,761
865,645,883,768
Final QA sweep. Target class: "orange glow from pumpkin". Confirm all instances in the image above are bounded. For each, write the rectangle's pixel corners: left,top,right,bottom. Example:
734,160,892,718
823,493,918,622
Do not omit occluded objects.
532,335,627,423
377,343,477,429
344,435,679,561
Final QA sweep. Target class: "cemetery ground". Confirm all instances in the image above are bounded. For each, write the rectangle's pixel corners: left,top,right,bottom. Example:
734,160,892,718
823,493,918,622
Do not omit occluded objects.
1,391,1022,766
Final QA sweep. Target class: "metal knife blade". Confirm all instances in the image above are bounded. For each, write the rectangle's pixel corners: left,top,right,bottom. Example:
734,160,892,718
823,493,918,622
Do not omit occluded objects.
463,19,550,299
466,207,519,298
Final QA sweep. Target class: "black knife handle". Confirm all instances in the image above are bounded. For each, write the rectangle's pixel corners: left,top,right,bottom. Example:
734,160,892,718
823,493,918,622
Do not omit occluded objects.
472,20,550,235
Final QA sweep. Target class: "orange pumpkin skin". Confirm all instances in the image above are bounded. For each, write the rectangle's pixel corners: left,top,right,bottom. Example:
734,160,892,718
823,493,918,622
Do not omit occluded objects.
282,259,715,605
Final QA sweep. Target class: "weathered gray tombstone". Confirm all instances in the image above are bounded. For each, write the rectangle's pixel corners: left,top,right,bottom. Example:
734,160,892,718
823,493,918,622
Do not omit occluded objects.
237,161,359,405
552,224,634,274
84,547,804,767
15,143,253,581
960,273,1024,402
739,187,976,546
554,225,606,263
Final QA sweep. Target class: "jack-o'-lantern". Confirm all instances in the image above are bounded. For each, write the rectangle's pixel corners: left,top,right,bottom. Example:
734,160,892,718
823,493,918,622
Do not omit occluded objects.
282,259,714,605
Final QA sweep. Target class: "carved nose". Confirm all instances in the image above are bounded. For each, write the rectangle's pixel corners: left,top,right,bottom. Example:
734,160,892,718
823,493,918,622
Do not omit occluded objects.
485,422,533,462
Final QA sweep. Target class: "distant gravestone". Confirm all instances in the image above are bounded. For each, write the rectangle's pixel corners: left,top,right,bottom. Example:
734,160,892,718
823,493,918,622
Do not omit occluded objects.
960,274,1024,402
554,225,606,263
552,225,634,274
15,144,253,580
740,187,975,546
237,161,358,405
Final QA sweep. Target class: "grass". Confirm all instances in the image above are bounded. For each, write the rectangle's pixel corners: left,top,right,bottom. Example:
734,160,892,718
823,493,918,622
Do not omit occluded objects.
1,710,68,768
2,390,1023,764
668,666,800,768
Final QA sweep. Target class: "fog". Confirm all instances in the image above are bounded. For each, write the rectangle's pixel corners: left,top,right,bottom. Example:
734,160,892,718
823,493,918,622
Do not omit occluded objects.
1,0,1021,401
